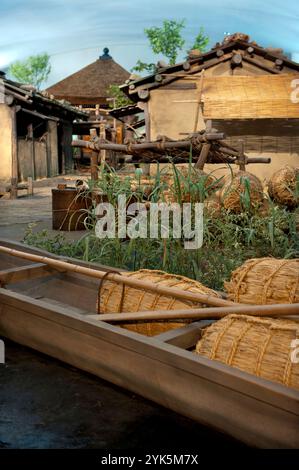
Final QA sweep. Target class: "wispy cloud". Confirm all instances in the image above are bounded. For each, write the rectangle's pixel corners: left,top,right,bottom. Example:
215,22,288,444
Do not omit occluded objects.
0,0,298,85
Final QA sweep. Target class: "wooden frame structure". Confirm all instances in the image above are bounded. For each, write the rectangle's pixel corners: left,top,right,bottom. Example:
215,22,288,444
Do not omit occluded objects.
0,239,298,448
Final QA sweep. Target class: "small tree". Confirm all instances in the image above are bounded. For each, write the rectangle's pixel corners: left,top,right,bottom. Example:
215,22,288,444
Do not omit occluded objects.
145,19,186,65
133,60,156,74
192,27,209,52
9,53,51,89
107,84,133,108
132,19,186,73
132,20,209,74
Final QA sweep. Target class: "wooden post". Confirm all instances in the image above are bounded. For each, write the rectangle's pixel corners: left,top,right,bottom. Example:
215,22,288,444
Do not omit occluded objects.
61,122,73,174
99,123,106,164
193,70,205,133
195,143,211,170
138,101,151,176
238,140,246,171
27,177,33,196
10,105,18,199
90,128,98,182
27,123,35,181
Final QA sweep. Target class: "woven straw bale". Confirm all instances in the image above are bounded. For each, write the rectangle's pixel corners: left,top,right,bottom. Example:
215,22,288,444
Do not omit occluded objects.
225,257,299,304
195,314,299,390
97,269,220,336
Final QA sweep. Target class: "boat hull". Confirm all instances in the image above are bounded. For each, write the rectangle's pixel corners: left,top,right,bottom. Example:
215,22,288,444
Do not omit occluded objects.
0,239,298,448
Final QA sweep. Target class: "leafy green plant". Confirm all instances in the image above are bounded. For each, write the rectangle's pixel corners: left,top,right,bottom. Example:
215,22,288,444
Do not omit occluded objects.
9,53,51,89
23,164,299,292
107,84,133,108
132,20,209,73
191,27,209,52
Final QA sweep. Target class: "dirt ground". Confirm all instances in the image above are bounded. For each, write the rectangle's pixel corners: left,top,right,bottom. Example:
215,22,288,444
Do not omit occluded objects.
0,176,86,242
0,177,244,449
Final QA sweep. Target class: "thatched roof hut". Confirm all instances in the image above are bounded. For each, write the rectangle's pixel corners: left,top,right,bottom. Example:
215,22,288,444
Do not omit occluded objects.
46,48,130,107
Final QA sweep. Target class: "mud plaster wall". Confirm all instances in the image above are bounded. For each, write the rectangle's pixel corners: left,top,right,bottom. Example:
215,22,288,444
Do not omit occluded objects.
0,105,12,183
148,86,299,180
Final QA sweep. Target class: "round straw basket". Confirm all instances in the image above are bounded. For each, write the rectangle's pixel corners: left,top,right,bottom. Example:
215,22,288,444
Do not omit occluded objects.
268,166,299,208
178,168,216,203
195,314,299,390
220,171,263,213
203,195,222,217
97,269,221,336
224,257,299,304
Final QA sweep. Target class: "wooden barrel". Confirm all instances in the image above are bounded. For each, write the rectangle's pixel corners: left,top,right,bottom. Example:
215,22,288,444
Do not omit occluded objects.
52,188,90,231
195,314,299,390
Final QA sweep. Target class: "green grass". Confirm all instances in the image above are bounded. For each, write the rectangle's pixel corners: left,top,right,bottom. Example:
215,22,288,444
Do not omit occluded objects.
23,162,299,291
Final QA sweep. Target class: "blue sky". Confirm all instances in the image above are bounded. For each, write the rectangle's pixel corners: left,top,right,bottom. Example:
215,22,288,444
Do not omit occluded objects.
0,0,298,87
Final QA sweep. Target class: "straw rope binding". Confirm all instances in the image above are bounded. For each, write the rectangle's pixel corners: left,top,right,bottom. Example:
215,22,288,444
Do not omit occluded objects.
220,171,264,213
225,257,299,304
195,314,299,390
97,269,221,336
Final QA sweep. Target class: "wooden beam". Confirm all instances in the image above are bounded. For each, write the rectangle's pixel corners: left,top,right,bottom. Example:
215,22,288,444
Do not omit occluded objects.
20,107,59,122
0,263,55,285
195,143,211,169
154,320,214,349
243,56,281,74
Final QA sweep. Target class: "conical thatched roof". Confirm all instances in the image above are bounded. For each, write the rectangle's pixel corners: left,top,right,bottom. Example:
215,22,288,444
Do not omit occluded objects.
46,48,130,105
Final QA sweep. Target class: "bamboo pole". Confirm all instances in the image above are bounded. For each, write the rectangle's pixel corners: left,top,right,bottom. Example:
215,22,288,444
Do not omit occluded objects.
95,303,299,323
0,246,235,308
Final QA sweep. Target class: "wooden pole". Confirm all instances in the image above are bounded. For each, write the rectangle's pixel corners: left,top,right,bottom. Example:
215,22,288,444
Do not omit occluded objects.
99,123,106,164
27,123,35,180
95,303,299,323
195,143,211,169
72,133,226,154
90,128,98,182
10,105,18,200
0,245,236,308
193,70,205,133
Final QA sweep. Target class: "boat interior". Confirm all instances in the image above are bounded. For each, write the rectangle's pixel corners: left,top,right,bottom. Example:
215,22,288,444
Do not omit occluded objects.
0,243,211,350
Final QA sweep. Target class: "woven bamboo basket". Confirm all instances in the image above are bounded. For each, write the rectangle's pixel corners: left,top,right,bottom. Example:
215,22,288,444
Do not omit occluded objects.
195,314,299,390
220,171,264,213
224,257,299,304
268,166,299,208
97,269,221,336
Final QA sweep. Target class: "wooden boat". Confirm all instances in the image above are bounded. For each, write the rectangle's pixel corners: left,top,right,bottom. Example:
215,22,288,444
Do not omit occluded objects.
0,238,298,448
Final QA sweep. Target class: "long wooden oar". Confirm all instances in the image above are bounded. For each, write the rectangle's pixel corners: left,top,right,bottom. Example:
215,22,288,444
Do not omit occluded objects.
0,245,235,308
94,303,299,323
